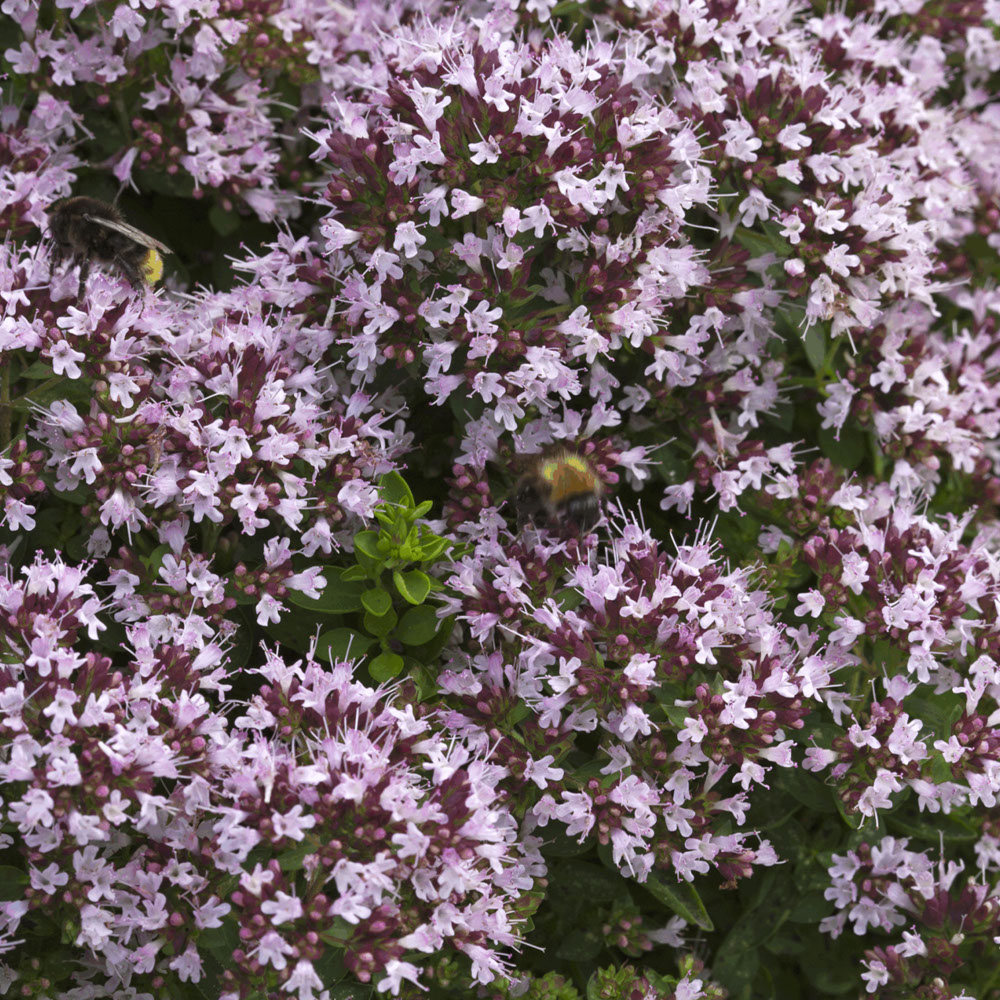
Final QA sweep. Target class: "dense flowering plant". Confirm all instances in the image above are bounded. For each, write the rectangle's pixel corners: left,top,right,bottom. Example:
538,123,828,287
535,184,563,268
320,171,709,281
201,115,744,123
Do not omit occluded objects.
3,1,1000,999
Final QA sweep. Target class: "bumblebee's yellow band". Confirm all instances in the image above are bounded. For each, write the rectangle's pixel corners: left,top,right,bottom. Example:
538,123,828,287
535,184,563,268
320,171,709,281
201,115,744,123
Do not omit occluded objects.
141,248,164,284
540,453,598,504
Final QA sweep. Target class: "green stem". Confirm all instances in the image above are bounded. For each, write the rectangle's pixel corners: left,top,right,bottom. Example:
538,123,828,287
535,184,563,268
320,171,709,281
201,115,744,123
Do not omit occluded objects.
202,519,223,553
11,374,63,410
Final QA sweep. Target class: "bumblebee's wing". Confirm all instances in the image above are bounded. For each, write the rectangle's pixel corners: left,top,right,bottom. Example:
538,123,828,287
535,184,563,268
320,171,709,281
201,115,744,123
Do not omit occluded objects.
83,214,172,254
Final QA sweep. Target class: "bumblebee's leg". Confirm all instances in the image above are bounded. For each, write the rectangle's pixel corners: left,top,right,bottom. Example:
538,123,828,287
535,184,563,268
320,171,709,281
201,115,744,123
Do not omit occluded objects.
115,255,145,290
514,483,547,530
75,255,90,295
515,506,535,530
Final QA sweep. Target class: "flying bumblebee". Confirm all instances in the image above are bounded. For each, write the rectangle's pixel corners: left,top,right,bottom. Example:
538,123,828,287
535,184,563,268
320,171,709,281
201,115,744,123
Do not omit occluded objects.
514,448,606,534
47,196,172,292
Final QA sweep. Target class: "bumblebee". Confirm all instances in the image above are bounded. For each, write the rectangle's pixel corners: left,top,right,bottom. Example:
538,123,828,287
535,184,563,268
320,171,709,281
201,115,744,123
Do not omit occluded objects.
47,196,172,292
514,448,605,534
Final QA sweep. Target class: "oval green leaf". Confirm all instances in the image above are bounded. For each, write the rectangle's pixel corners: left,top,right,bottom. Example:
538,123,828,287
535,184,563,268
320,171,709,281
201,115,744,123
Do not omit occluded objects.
316,629,375,663
393,568,431,605
361,587,392,617
287,574,364,614
368,651,404,681
642,871,714,931
396,605,440,645
378,471,414,509
353,530,382,560
363,607,397,637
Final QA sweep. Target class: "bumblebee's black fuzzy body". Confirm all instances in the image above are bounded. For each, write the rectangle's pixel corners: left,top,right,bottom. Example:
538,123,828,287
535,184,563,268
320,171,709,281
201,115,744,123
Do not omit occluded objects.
47,196,171,292
514,449,604,534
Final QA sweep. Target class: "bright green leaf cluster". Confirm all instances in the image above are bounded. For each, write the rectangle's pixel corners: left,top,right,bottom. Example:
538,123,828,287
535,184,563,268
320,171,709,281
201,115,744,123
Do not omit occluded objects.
301,472,457,683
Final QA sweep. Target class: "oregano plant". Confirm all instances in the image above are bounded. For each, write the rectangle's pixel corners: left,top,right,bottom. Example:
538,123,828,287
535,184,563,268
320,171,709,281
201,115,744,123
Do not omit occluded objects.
2,2,1000,1000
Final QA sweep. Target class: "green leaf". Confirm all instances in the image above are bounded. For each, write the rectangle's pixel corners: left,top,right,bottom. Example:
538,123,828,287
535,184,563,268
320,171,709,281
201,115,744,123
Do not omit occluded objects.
277,842,312,872
95,619,129,655
28,504,81,549
554,930,602,961
340,565,368,582
368,651,404,681
661,702,690,729
361,587,392,617
403,613,456,663
641,871,714,931
354,531,382,561
287,573,364,614
802,938,861,994
208,204,240,235
319,917,355,945
818,425,866,471
395,605,440,645
378,471,414,509
733,226,774,258
354,530,382,558
930,752,953,785
554,861,627,904
265,611,316,655
316,629,375,663
869,637,905,673
20,361,58,379
803,327,826,372
586,974,603,1000
63,523,92,562
227,623,254,673
140,546,169,575
769,399,796,432
734,223,791,260
419,536,450,561
534,827,593,858
651,680,686,710
740,865,782,912
555,588,586,612
198,921,239,964
353,530,384,575
764,931,805,956
905,692,964,740
0,866,27,901
48,483,91,506
776,768,837,814
393,568,431,605
363,607,397,637
886,808,979,844
312,949,348,990
787,891,832,924
713,907,791,996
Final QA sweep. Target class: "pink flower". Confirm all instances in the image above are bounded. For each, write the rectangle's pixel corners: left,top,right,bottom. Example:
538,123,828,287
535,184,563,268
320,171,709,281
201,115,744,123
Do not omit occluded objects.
795,589,826,618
